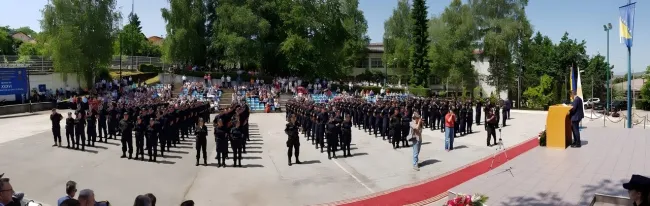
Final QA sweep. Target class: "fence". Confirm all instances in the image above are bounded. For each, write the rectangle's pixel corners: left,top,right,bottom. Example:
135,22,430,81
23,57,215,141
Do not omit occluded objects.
0,55,167,73
582,109,650,128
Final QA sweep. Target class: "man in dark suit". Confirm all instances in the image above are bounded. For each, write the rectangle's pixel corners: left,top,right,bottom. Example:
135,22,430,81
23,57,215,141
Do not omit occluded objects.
569,91,584,148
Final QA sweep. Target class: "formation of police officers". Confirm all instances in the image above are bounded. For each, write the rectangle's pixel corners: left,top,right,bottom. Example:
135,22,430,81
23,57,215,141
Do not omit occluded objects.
285,96,511,152
50,99,223,166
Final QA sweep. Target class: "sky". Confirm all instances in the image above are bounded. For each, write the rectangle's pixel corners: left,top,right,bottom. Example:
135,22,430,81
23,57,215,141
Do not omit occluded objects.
0,0,646,75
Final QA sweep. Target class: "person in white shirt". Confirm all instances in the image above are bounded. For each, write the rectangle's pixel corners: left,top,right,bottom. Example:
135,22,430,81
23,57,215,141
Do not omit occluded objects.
182,75,187,84
221,75,225,87
226,75,231,88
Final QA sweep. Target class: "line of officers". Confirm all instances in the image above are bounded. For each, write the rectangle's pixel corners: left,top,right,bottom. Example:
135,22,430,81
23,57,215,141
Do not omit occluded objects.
283,96,511,153
285,100,355,166
50,100,212,163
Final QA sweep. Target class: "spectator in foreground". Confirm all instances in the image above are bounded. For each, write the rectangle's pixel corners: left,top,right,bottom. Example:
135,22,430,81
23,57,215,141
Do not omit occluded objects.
57,181,77,206
132,195,150,206
0,177,16,206
60,199,81,206
180,200,194,206
144,193,156,206
623,174,650,206
77,189,109,206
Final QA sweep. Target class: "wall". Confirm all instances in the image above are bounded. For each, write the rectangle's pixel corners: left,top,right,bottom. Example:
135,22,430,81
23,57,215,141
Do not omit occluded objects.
28,73,84,91
473,60,508,99
0,102,54,115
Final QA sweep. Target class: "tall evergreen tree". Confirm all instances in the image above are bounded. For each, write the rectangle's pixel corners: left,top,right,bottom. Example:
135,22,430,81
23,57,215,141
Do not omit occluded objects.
409,0,430,86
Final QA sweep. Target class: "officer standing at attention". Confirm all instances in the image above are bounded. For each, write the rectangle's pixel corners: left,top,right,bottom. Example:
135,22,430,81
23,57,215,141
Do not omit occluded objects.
74,111,86,151
230,117,244,167
134,116,146,161
50,108,63,147
325,117,340,159
389,108,401,149
119,112,134,159
285,114,302,166
98,104,108,142
146,118,158,162
341,114,353,157
501,100,508,127
400,108,411,148
195,118,208,166
466,102,473,134
316,107,328,152
65,112,75,148
86,110,97,147
459,104,467,136
214,118,229,167
108,104,118,140
475,99,483,125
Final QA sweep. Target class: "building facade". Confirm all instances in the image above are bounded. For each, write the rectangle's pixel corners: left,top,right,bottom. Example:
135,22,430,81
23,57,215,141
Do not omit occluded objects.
353,43,506,97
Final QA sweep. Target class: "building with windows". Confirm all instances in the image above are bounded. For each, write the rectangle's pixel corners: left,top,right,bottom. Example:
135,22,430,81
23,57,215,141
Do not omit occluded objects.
353,43,506,97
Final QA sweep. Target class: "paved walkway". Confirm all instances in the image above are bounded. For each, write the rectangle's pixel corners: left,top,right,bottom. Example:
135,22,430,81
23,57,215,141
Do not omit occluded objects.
449,127,650,206
0,110,546,206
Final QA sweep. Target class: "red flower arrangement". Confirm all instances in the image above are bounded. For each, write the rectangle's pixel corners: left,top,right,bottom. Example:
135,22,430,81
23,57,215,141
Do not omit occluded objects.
444,194,488,206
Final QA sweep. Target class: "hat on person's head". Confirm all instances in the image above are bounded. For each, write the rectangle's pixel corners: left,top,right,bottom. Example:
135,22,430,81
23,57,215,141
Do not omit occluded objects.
623,174,650,191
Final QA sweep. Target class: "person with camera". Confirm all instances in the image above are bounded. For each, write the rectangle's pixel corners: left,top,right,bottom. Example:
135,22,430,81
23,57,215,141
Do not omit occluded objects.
444,106,456,151
285,114,302,166
410,113,423,171
486,108,498,146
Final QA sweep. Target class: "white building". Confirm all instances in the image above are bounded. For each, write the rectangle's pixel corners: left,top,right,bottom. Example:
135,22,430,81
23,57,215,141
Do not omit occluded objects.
352,43,506,97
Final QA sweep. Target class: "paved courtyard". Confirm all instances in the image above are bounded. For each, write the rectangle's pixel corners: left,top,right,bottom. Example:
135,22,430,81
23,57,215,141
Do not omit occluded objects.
0,109,546,206
448,127,650,206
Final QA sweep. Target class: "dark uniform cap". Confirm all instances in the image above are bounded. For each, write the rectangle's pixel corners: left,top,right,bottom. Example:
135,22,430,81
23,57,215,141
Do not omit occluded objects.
623,174,650,191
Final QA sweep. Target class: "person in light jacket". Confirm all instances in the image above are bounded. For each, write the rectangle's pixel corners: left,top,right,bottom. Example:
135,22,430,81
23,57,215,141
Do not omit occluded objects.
410,113,423,171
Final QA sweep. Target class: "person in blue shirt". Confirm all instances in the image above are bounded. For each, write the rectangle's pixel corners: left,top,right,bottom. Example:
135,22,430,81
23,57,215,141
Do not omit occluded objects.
569,91,584,148
57,181,77,206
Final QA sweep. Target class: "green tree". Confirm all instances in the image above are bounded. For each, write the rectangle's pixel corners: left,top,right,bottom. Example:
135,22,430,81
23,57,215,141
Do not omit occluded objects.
523,74,555,109
470,0,531,95
383,0,411,78
429,0,478,92
582,54,609,100
409,0,430,86
161,0,207,66
116,13,147,56
41,0,120,88
339,0,370,73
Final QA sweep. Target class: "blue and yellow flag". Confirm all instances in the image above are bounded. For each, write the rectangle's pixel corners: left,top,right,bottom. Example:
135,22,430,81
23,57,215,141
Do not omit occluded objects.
619,2,636,48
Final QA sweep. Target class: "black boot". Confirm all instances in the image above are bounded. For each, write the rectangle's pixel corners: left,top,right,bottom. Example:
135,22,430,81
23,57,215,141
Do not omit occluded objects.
204,159,207,166
128,154,132,159
295,157,301,164
121,153,126,158
195,159,199,166
288,156,292,166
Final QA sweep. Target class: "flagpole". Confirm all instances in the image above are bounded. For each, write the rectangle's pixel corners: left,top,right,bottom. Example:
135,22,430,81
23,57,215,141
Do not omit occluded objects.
626,47,632,128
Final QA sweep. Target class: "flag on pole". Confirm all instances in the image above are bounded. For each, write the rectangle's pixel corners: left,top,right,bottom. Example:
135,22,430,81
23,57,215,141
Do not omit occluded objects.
619,2,636,48
569,65,584,101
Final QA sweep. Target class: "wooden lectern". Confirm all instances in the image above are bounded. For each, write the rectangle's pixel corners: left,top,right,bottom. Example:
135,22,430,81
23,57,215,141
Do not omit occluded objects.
546,105,573,149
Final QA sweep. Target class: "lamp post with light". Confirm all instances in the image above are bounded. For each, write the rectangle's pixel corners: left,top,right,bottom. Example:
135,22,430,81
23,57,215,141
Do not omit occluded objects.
604,23,612,111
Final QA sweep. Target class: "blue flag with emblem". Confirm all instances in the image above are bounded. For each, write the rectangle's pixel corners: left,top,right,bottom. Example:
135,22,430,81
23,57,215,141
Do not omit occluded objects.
619,2,636,48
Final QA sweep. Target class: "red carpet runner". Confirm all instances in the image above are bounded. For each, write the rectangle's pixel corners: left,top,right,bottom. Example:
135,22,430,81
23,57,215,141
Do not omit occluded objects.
336,137,539,206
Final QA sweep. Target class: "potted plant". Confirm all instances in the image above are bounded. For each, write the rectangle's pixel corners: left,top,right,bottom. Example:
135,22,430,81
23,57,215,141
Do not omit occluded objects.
444,194,489,206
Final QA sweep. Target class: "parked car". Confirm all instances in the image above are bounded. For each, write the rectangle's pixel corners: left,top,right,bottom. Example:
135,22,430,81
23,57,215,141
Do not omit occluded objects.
584,98,600,109
593,102,605,110
611,100,627,111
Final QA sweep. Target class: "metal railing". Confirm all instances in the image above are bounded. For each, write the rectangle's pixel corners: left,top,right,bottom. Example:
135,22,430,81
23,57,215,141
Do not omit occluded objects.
0,55,166,73
583,108,649,128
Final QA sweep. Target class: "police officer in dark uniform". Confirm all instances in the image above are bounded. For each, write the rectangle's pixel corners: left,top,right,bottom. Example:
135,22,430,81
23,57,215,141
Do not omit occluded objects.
440,102,448,133
98,105,108,142
108,104,118,139
74,112,86,151
119,112,134,159
146,118,158,162
341,114,353,157
134,116,146,161
195,118,208,166
86,110,97,147
430,100,439,130
214,118,228,167
501,101,508,127
459,104,467,136
65,112,75,148
381,105,390,139
475,99,483,125
50,108,63,147
316,107,328,152
285,114,301,166
401,108,411,147
325,117,340,159
389,108,401,148
230,117,244,167
466,102,473,133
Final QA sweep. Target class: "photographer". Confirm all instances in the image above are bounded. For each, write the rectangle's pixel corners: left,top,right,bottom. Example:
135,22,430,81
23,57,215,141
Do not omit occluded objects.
486,108,498,146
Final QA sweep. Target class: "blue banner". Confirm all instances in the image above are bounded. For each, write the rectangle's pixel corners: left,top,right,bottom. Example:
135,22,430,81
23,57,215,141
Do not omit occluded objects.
0,68,28,96
619,2,636,48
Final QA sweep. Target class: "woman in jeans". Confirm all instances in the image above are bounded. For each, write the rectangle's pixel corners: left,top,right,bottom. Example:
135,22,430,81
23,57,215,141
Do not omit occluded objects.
410,113,423,171
445,106,456,151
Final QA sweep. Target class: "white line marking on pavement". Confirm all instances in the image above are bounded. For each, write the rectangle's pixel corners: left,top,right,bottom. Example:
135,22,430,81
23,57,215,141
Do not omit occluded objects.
332,159,374,193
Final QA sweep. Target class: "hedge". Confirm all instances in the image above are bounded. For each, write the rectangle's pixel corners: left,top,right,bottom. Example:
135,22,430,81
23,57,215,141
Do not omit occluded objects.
139,64,163,73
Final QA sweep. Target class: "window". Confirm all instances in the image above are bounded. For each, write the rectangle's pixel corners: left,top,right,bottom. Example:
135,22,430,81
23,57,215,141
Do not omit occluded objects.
371,58,383,68
356,59,369,69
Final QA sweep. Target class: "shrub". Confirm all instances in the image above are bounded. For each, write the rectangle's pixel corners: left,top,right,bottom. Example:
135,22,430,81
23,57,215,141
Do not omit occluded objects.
139,64,162,73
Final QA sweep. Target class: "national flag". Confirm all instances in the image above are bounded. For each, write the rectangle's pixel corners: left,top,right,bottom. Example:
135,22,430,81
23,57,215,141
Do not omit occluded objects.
619,2,636,48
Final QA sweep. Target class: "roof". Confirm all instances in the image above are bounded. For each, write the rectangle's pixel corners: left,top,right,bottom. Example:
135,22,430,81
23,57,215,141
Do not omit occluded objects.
367,42,383,53
148,36,163,41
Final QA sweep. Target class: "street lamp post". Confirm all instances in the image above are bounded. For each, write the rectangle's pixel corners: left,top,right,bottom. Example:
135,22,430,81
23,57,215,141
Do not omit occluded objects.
604,23,612,111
